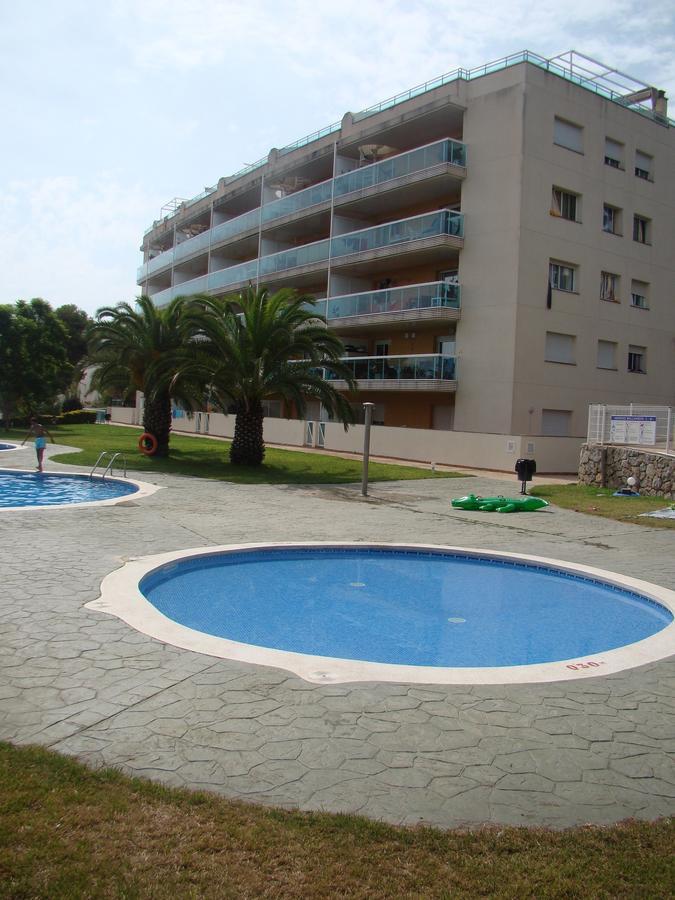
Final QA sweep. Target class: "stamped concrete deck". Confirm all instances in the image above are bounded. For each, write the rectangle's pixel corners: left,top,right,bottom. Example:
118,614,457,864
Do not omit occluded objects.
1,443,674,829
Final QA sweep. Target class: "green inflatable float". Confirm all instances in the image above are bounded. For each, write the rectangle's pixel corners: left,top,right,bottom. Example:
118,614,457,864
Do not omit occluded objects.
451,494,549,513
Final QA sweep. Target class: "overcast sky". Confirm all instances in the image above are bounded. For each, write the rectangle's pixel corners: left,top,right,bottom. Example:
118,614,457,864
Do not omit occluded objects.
2,0,673,316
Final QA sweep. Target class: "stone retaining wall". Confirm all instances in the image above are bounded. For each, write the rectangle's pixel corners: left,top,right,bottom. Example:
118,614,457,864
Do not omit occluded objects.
578,444,675,499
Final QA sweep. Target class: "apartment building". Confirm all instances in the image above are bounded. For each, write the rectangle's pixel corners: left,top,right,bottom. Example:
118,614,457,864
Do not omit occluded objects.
137,51,675,472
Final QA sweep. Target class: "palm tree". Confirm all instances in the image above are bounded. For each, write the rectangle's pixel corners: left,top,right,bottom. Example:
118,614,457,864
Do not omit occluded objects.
87,295,194,457
175,286,357,465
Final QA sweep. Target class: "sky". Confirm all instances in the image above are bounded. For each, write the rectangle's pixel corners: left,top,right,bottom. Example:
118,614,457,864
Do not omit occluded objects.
1,0,674,316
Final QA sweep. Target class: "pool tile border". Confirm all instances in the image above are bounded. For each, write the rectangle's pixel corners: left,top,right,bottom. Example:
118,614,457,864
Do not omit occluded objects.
88,542,675,686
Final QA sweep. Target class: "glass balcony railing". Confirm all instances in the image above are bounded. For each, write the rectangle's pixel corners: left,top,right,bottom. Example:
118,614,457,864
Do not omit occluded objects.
210,208,261,247
208,259,258,291
302,299,328,317
326,281,459,319
325,353,456,382
334,139,466,198
174,230,211,263
137,249,175,283
151,273,209,307
261,180,333,224
259,239,331,276
331,210,463,259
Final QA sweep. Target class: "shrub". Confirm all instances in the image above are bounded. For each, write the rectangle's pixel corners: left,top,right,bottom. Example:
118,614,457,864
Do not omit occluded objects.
61,395,83,413
56,410,97,425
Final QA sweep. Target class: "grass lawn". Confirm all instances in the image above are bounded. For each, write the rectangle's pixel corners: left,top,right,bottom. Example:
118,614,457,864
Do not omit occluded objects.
533,483,675,530
6,424,466,485
0,743,672,899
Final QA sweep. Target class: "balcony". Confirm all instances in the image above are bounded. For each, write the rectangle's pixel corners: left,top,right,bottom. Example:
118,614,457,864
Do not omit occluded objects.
326,281,459,329
261,180,333,225
334,139,466,201
330,210,463,269
137,249,175,283
325,353,457,391
259,239,331,278
210,207,260,248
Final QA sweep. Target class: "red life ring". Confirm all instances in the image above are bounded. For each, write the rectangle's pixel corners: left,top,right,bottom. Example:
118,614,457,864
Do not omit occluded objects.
138,432,158,456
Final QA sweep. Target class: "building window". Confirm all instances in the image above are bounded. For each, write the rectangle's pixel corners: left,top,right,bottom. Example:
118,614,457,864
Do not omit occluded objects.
630,279,650,309
545,332,576,365
628,345,647,374
554,117,583,153
551,187,579,221
549,262,576,293
542,409,572,436
600,271,620,302
633,215,651,244
602,204,621,235
374,340,390,357
635,150,653,180
597,340,617,370
604,137,624,169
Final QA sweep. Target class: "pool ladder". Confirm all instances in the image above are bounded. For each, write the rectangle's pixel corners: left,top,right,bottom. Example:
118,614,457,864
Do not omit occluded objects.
90,451,128,480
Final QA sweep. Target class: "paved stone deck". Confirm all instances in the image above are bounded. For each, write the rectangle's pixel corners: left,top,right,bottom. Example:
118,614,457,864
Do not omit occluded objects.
1,443,674,829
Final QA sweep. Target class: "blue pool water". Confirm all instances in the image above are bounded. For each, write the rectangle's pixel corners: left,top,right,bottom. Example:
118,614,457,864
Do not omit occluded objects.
0,443,18,451
140,547,672,668
0,470,138,507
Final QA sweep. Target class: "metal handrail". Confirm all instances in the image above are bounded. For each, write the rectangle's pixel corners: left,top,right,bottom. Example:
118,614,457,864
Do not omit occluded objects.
89,451,128,480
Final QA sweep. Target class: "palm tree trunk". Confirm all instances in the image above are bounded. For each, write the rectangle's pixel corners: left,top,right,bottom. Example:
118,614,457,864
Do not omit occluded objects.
230,400,265,465
142,390,172,457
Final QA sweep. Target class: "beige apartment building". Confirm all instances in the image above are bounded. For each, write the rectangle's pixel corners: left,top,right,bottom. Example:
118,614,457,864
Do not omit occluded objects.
137,51,675,472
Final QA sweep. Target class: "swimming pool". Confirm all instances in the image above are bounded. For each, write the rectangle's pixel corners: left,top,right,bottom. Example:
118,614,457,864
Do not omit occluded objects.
91,543,675,685
0,469,151,509
0,442,21,451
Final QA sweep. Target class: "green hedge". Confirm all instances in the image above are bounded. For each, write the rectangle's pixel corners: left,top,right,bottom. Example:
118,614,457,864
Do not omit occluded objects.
55,410,97,425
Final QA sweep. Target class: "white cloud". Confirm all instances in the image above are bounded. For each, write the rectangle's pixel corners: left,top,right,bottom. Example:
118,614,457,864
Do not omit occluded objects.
0,176,159,314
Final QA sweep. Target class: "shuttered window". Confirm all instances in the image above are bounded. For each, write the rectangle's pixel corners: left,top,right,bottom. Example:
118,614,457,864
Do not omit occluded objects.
542,409,572,436
635,150,652,180
605,138,623,168
554,118,583,153
545,332,576,364
597,340,617,369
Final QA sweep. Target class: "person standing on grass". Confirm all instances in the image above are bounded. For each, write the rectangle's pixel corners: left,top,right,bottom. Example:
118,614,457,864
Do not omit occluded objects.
21,418,54,472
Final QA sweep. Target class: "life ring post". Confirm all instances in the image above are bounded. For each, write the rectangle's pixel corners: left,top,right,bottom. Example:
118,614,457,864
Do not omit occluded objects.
138,432,158,456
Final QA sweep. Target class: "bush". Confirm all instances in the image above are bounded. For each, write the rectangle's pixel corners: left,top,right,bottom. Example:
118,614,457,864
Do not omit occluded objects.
62,395,83,413
56,410,97,425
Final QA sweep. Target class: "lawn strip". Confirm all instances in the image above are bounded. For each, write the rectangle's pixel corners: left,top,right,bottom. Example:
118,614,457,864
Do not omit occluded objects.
5,424,465,485
532,483,675,530
0,743,672,899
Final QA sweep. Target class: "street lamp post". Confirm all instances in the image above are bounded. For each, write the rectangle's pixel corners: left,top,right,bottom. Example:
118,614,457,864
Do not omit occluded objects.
361,402,374,497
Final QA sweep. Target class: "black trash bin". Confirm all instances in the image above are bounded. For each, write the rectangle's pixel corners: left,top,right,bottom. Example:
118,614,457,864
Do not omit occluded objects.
515,458,536,494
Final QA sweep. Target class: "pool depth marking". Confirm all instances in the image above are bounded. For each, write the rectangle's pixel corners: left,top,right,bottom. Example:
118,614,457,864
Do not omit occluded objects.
88,543,675,686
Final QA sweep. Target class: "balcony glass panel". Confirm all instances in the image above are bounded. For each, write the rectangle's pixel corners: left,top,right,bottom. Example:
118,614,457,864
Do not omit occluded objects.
259,239,330,276
334,139,466,198
137,249,175,283
331,210,463,259
208,259,259,291
174,230,211,262
210,208,261,246
302,299,328,318
262,180,333,223
326,281,459,319
325,354,456,381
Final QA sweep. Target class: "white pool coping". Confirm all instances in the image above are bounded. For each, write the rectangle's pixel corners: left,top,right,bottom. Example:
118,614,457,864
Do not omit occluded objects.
0,467,161,511
0,442,26,452
87,542,675,685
